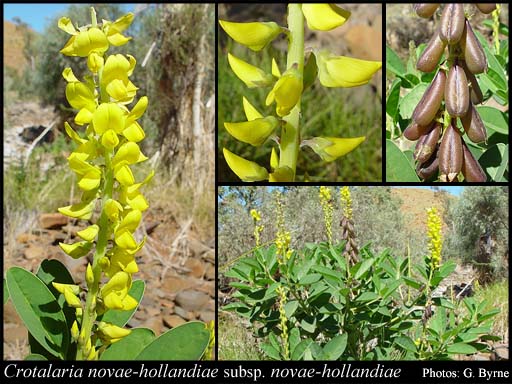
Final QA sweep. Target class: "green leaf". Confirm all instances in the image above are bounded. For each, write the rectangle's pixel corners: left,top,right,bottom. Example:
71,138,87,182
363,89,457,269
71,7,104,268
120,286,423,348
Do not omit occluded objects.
260,342,281,360
356,291,379,302
298,273,322,285
25,354,48,360
136,321,210,360
312,265,343,282
386,79,401,120
479,143,508,182
386,140,420,181
386,46,405,77
381,280,401,300
322,334,347,360
477,106,508,135
354,257,376,280
288,327,300,353
6,267,69,359
284,300,299,318
300,316,317,333
399,83,428,120
100,328,155,360
394,336,417,353
292,339,313,360
100,280,145,327
3,279,9,304
447,343,478,355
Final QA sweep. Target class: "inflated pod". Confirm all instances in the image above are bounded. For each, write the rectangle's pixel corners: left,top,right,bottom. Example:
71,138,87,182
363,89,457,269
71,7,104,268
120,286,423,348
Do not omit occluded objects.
414,123,441,163
439,122,463,182
445,63,470,117
460,60,484,104
440,4,465,44
404,121,435,141
413,3,441,18
412,70,446,126
417,28,447,73
460,19,487,74
416,149,439,180
475,4,496,14
461,141,487,182
460,102,487,143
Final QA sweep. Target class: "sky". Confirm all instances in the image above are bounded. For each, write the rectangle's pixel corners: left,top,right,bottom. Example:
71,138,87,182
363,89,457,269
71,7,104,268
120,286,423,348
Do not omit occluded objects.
3,3,133,33
392,186,464,197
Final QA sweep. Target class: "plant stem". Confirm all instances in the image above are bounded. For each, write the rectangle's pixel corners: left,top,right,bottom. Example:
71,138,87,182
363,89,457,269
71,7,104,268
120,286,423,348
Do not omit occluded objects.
279,4,304,181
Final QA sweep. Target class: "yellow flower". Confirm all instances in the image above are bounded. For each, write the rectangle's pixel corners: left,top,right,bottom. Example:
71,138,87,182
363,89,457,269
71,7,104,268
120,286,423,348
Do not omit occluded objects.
426,207,442,269
59,241,93,259
242,96,263,121
250,209,261,221
227,53,274,88
103,13,134,46
224,116,279,146
302,4,351,31
60,27,109,57
219,20,282,51
303,136,365,162
97,321,132,344
316,51,382,88
265,66,303,117
340,186,353,219
58,200,96,220
223,148,269,182
100,271,138,310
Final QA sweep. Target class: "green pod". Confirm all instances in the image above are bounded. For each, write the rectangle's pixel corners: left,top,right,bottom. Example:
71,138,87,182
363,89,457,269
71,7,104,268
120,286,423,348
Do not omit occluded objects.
460,19,487,74
460,102,487,143
475,4,496,14
403,121,435,141
413,3,441,18
412,69,446,126
417,28,446,73
440,4,465,45
460,60,484,104
416,149,439,180
414,123,441,163
461,141,486,182
445,63,470,117
439,122,463,182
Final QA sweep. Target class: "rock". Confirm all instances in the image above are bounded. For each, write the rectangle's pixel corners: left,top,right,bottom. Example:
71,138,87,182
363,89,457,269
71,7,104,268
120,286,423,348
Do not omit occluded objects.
188,236,212,257
163,315,186,328
205,263,215,280
196,281,215,298
184,258,206,278
39,213,68,230
145,306,161,318
162,276,195,294
174,306,194,321
175,290,210,312
3,324,28,344
23,245,46,260
492,344,509,360
140,317,163,336
199,311,215,323
16,233,37,244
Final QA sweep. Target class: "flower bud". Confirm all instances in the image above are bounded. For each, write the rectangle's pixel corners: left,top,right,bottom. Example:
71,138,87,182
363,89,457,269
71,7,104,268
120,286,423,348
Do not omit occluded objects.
52,282,80,295
224,116,279,146
59,241,93,259
86,263,94,288
97,321,132,341
219,20,282,51
71,320,80,342
64,287,82,309
227,53,273,88
303,136,365,162
77,225,100,242
270,147,279,171
266,66,303,117
316,51,381,88
242,96,263,121
223,148,269,182
302,4,351,31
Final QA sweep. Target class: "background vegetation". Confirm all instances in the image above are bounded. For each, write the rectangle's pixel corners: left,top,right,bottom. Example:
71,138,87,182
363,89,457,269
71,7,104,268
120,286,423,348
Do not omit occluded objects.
218,186,508,360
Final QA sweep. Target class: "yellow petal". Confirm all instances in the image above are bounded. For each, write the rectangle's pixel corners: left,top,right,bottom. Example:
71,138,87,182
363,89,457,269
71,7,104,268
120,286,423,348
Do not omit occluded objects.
272,58,282,78
107,33,132,46
242,96,263,121
77,224,100,242
101,271,131,297
86,263,94,287
224,116,279,146
122,122,145,142
114,164,135,186
62,67,79,82
58,200,95,220
223,148,269,182
59,241,93,259
303,136,365,162
106,79,128,100
121,294,138,310
266,67,303,117
102,54,131,86
65,82,96,111
109,13,134,34
302,4,351,31
61,28,109,57
64,122,87,144
87,52,104,73
92,103,126,134
227,53,273,88
105,199,123,221
52,282,80,295
269,166,293,182
270,147,279,170
101,129,120,150
118,209,142,232
127,96,149,125
58,17,78,35
317,52,382,88
78,169,102,191
63,287,82,308
113,142,146,166
98,322,132,339
219,20,282,51
115,229,137,249
68,152,96,176
75,108,94,126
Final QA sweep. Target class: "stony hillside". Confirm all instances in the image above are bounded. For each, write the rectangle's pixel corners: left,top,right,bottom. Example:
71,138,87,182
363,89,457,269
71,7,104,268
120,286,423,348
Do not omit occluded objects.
3,20,35,75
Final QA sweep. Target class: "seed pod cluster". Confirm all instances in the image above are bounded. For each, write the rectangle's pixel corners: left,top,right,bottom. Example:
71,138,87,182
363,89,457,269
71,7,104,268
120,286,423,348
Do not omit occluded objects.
407,3,493,182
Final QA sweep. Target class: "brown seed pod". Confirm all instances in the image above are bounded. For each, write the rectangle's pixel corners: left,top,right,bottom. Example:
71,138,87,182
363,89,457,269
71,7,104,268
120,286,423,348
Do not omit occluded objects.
475,4,496,14
460,60,484,104
416,149,439,180
412,70,446,126
440,4,465,45
414,123,441,163
460,19,487,74
461,141,487,182
417,28,447,73
445,63,470,117
404,121,436,141
439,122,463,182
413,3,441,18
460,102,487,143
